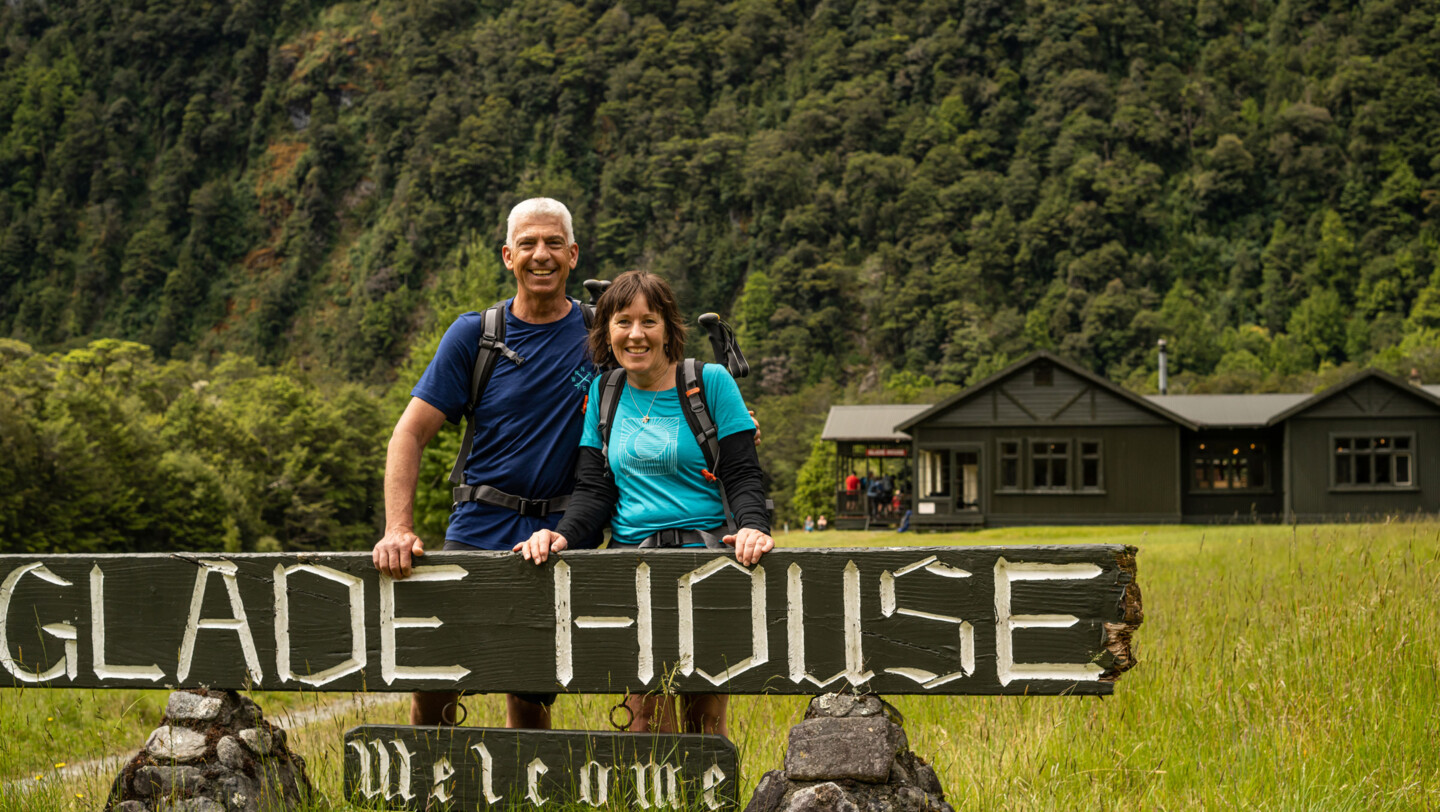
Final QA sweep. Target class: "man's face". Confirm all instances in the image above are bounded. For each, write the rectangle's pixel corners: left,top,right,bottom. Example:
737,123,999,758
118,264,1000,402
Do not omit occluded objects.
502,214,578,301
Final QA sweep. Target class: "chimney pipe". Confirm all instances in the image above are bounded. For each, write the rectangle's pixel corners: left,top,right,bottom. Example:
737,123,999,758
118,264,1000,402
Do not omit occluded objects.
1158,339,1168,395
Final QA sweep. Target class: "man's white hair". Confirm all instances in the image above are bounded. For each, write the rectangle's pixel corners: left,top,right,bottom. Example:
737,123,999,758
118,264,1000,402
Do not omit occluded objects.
506,198,575,248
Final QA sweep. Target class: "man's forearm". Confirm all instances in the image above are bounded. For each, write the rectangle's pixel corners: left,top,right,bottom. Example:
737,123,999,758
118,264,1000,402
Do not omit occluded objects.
384,430,425,533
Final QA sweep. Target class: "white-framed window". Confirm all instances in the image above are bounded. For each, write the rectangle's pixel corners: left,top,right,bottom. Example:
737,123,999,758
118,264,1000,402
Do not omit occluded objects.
918,448,951,498
1333,434,1414,488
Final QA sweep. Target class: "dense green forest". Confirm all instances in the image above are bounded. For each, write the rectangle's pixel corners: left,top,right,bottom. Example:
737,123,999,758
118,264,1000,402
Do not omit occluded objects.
4,0,1440,550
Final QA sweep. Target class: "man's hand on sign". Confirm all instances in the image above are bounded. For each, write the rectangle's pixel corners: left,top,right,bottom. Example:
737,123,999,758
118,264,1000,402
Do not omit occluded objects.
724,527,774,566
515,529,569,564
373,529,426,579
750,409,761,446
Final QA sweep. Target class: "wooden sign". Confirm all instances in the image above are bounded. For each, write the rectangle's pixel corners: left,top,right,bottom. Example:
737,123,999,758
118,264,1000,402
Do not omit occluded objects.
344,726,739,810
0,546,1141,694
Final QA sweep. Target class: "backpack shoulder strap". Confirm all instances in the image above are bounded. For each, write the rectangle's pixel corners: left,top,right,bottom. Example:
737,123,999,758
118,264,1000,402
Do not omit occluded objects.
677,359,721,478
595,367,627,475
448,301,525,487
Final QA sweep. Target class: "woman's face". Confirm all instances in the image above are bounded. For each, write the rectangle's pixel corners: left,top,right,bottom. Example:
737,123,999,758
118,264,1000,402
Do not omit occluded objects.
609,293,670,383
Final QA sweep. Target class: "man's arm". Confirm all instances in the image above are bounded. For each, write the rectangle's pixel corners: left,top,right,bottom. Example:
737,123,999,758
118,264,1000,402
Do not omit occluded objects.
373,398,449,579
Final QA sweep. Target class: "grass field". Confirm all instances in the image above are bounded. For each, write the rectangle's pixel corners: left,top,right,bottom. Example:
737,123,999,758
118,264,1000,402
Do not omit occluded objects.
3,523,1437,810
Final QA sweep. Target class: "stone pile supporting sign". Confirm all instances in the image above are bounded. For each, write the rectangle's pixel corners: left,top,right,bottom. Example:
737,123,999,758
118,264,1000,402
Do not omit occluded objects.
745,694,950,812
106,689,311,812
0,546,1141,695
343,726,739,810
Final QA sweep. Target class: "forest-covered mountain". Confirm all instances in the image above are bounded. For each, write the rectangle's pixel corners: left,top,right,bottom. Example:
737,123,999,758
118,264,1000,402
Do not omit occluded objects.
4,0,1440,550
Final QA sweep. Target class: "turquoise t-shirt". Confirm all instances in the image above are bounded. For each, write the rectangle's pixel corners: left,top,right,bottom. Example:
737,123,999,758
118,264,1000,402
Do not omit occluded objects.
580,363,754,545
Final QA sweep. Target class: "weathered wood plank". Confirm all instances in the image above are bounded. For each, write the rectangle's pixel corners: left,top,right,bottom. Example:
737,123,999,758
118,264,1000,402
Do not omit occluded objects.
344,725,739,810
0,546,1142,695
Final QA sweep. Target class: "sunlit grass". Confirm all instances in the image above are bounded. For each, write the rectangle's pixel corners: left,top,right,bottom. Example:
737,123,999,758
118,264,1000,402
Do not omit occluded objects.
3,524,1438,809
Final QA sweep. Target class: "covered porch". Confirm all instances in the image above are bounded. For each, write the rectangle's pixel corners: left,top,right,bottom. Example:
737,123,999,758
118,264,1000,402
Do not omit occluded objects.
819,404,929,529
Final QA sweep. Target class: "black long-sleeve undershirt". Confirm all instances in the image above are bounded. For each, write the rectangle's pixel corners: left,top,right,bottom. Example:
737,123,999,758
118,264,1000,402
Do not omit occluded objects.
556,429,769,544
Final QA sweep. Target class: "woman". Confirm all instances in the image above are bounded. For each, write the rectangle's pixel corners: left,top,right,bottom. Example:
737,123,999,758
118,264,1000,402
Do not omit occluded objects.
515,269,774,736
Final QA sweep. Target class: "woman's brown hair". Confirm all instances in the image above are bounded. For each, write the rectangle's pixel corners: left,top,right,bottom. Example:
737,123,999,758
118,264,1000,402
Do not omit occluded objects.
589,270,688,369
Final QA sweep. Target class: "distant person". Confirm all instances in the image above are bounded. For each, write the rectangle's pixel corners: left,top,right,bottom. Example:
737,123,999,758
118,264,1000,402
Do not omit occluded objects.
515,269,774,737
371,197,597,730
845,471,860,493
817,514,828,531
804,515,815,532
866,475,885,517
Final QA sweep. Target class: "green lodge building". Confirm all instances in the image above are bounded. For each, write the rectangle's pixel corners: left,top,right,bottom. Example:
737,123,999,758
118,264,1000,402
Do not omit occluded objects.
822,352,1440,528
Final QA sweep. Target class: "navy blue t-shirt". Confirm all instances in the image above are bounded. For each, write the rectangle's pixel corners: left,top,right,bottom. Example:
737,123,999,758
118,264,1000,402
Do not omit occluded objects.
412,299,597,549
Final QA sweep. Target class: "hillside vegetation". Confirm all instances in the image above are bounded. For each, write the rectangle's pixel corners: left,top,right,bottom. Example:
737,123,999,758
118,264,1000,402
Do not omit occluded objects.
5,0,1440,550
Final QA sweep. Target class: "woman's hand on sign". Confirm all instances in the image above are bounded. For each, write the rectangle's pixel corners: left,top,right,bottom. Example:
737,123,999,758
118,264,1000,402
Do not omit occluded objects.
723,527,774,566
373,529,426,579
515,529,569,564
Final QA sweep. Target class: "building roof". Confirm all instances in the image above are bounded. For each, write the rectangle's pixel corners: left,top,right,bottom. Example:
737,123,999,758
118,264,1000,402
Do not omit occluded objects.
820,404,931,442
1144,394,1311,427
894,351,1199,432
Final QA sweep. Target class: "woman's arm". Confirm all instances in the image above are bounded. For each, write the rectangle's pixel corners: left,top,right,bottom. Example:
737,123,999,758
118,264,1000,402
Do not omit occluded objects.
555,447,617,541
715,429,769,533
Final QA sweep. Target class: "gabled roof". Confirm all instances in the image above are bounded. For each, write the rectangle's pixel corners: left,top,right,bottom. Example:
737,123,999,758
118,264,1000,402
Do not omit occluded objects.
820,404,930,442
894,351,1199,432
1145,394,1310,428
1266,368,1440,424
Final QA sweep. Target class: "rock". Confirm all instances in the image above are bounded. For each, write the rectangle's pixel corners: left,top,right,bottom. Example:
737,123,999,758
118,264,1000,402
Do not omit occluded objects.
157,798,226,812
785,782,859,812
743,770,788,812
806,694,904,725
217,736,248,771
134,765,207,798
166,692,224,723
146,726,209,762
109,692,310,812
239,728,272,757
785,717,908,783
215,773,260,812
912,759,943,798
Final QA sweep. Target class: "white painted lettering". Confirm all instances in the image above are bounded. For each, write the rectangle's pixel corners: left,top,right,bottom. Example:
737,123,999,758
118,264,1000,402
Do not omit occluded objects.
880,556,974,687
678,558,767,685
526,757,549,806
89,565,164,681
273,563,365,686
379,565,470,684
370,740,391,800
347,740,380,799
430,757,455,803
177,560,263,685
786,561,873,687
994,557,1105,685
469,742,503,804
388,739,415,801
579,760,611,806
702,763,727,810
0,563,76,684
632,762,681,809
555,561,653,687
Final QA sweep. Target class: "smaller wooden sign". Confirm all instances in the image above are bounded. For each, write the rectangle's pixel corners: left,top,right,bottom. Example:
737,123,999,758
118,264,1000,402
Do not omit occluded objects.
344,725,739,811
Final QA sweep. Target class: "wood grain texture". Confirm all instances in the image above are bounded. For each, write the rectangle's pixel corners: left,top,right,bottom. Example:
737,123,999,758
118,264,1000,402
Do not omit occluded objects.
0,547,1141,695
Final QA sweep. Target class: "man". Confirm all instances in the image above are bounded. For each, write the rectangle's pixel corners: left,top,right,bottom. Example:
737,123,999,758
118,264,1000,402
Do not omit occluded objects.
372,197,593,729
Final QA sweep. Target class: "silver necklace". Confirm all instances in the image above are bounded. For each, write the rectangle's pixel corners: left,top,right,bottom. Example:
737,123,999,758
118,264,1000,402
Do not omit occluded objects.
627,381,663,423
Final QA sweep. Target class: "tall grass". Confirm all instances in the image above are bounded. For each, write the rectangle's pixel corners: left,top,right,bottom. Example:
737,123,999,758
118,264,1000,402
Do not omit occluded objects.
3,524,1437,810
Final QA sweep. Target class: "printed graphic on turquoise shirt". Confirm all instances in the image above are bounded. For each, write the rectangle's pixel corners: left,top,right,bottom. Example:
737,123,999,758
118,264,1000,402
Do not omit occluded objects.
616,417,681,477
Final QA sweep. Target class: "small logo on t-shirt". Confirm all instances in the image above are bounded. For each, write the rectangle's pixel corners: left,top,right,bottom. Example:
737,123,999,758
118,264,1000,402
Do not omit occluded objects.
571,364,596,392
618,417,680,477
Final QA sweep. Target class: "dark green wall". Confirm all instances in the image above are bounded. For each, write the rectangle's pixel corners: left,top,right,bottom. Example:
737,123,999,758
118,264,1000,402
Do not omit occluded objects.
1288,416,1440,519
910,425,1182,526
